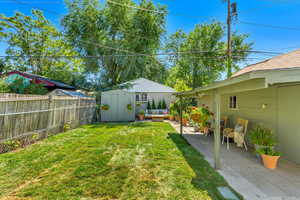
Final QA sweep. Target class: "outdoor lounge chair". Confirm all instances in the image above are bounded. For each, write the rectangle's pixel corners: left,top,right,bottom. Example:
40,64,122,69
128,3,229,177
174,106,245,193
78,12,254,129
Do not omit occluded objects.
222,118,248,150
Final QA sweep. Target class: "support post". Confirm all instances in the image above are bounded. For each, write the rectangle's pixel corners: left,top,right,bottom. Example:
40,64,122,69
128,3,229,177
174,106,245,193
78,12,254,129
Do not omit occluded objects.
213,92,221,169
179,96,183,135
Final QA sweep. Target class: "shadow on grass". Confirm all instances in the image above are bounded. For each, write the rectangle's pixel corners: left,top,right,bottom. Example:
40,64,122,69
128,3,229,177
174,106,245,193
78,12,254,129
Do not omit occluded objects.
168,133,243,200
85,121,154,129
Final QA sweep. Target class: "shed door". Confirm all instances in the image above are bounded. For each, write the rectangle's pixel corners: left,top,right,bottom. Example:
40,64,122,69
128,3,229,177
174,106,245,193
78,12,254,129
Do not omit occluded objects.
101,91,135,122
278,85,300,164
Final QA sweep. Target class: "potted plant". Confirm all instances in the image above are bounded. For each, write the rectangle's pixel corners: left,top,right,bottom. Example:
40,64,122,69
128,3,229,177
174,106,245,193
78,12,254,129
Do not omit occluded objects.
249,125,276,158
198,107,212,135
256,147,281,169
169,113,175,121
138,109,145,120
190,107,201,123
190,121,200,132
182,113,189,126
101,104,109,111
127,104,133,111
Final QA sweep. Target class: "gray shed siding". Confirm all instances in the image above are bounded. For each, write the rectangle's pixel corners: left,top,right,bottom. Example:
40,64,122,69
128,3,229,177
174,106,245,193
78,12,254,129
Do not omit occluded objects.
101,90,135,122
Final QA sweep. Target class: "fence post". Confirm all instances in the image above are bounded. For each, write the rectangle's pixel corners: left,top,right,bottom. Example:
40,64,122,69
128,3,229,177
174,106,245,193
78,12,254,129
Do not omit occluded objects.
47,95,53,134
77,97,81,126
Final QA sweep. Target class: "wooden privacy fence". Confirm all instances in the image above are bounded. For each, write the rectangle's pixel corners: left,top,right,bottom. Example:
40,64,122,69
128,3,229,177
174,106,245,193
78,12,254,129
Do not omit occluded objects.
0,93,96,142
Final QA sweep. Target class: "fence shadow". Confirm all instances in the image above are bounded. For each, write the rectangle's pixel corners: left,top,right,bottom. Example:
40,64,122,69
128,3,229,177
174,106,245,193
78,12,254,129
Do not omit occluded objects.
167,132,241,200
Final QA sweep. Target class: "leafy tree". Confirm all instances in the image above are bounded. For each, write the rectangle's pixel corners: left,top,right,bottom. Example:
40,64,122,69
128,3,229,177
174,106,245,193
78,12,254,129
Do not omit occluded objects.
0,10,85,85
151,99,156,109
173,79,191,92
62,0,167,87
165,22,252,89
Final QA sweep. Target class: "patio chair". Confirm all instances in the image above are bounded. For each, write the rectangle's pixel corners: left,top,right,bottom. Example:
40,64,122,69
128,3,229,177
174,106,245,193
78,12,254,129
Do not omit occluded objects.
222,118,248,150
221,116,228,132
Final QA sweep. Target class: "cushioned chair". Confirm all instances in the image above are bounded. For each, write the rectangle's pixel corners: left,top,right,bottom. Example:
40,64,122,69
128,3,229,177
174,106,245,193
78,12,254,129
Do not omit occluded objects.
222,118,248,150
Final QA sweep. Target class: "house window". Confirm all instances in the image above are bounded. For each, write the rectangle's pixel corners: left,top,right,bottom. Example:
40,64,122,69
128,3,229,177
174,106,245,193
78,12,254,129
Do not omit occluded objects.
136,93,147,102
141,93,147,101
229,96,238,109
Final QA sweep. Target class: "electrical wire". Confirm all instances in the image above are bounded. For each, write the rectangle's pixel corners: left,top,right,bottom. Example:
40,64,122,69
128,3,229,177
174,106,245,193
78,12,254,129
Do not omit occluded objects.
239,21,300,32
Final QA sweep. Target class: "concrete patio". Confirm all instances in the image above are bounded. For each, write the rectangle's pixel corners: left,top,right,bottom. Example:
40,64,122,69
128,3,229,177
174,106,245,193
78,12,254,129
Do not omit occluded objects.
169,121,300,200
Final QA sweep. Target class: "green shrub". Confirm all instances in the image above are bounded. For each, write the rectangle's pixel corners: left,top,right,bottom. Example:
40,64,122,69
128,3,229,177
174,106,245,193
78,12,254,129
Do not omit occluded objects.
162,99,167,109
24,83,48,95
151,100,156,109
63,122,71,132
249,125,276,147
157,100,162,109
8,77,27,94
0,79,10,93
147,101,151,110
256,147,281,156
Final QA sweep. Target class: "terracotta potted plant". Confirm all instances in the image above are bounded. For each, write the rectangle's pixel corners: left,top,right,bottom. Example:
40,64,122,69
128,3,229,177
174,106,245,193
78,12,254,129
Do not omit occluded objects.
198,107,212,135
169,114,175,121
182,113,189,126
138,109,145,121
257,147,281,169
249,125,276,159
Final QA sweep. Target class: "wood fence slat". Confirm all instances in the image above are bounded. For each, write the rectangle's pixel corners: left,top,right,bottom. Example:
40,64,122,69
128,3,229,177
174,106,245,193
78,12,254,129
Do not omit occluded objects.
0,93,96,142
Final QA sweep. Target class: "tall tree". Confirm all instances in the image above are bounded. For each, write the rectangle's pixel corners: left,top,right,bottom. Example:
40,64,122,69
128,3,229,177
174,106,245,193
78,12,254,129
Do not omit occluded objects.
0,10,84,85
165,22,252,89
62,0,167,87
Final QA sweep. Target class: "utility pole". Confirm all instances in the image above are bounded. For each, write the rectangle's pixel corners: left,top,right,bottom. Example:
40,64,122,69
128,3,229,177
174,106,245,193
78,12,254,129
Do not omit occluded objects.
226,0,237,78
227,0,232,78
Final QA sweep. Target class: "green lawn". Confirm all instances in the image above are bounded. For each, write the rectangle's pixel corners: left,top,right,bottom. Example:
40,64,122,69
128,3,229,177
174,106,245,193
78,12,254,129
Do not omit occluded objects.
0,122,242,200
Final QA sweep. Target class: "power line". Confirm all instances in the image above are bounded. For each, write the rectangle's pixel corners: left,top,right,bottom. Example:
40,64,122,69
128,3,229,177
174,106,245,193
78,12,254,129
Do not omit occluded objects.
106,0,165,14
0,0,62,4
0,50,283,58
239,21,300,31
106,0,217,20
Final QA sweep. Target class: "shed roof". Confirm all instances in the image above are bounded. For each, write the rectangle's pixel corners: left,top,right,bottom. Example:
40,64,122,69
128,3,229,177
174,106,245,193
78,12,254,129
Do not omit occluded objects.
232,49,300,77
49,89,90,97
121,78,175,93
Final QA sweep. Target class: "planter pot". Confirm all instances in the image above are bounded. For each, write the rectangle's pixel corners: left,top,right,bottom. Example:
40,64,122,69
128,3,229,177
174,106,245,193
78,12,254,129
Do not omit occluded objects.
138,115,145,121
182,118,188,126
261,154,280,169
203,127,209,135
169,116,174,121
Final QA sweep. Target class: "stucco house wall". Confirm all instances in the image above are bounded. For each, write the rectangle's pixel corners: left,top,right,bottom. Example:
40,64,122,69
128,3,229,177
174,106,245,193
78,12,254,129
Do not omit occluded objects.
196,85,300,164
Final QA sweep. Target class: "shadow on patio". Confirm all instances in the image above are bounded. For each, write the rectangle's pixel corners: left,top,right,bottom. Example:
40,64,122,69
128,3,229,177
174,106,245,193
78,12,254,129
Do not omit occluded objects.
169,121,300,200
168,132,243,200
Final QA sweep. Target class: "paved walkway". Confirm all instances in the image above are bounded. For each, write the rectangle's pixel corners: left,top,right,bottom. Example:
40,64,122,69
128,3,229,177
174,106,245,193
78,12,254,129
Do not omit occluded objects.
169,121,300,200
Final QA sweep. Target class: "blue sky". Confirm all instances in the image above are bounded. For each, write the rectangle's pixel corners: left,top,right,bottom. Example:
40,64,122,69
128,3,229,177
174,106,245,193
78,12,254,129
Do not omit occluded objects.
1,0,300,67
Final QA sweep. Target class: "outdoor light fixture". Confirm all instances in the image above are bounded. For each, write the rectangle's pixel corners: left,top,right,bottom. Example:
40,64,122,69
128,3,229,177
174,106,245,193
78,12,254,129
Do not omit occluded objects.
262,104,267,109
